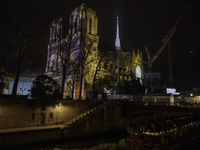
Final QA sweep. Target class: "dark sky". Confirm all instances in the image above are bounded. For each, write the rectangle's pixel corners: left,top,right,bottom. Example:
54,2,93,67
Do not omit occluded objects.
0,0,199,88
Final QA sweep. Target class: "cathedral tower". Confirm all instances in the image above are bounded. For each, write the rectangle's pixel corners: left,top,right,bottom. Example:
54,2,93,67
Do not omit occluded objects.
45,4,99,100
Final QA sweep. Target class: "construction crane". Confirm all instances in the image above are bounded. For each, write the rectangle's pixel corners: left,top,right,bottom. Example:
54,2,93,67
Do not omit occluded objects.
163,4,191,42
166,4,191,82
143,4,191,93
143,30,175,93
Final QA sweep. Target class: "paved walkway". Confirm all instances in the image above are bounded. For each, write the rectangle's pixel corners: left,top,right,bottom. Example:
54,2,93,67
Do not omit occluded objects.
0,124,65,134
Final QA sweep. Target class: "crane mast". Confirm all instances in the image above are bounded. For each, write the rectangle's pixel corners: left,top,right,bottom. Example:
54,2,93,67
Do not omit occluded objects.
165,4,191,82
145,29,175,93
144,4,191,93
163,4,191,42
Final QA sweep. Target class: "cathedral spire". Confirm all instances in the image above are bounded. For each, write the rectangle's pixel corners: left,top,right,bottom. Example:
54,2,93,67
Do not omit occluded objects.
115,16,121,49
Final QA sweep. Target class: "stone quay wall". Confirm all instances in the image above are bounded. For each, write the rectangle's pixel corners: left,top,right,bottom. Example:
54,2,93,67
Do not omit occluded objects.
0,98,101,129
0,99,122,147
0,127,62,147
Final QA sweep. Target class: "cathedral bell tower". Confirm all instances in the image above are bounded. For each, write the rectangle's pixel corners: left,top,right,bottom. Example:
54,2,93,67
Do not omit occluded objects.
68,4,99,100
45,4,99,100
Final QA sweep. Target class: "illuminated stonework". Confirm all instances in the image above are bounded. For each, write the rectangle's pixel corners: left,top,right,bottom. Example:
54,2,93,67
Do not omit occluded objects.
45,4,99,100
45,4,143,99
132,48,144,83
114,15,143,94
115,47,144,87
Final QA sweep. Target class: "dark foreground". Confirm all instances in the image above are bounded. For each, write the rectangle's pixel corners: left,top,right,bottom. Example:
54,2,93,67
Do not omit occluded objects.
173,134,200,150
2,130,130,150
2,129,200,150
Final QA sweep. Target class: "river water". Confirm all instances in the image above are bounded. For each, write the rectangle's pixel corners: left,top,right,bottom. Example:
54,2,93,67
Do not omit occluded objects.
173,134,200,150
5,129,200,150
20,130,132,150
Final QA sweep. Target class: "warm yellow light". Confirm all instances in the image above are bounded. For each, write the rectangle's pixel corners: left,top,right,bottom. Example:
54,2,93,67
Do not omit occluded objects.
59,103,62,105
190,94,193,97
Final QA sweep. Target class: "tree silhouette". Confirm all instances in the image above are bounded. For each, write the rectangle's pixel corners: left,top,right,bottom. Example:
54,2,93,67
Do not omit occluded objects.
11,19,45,97
91,49,116,100
77,34,99,100
28,75,60,110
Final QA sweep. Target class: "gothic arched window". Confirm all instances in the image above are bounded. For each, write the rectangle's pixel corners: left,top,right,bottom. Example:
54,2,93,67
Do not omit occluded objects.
85,16,87,29
89,18,92,34
75,17,77,33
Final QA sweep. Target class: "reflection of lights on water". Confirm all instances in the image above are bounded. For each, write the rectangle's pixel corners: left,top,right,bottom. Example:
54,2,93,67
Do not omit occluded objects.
174,132,178,134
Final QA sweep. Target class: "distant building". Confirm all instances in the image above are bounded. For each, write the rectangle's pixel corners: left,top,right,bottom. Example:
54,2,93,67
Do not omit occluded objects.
9,77,33,96
180,87,200,97
0,69,13,94
144,72,161,93
184,94,200,104
2,76,13,94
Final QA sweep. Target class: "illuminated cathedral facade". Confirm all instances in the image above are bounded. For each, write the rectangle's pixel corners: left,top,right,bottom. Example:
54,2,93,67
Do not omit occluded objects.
45,4,144,100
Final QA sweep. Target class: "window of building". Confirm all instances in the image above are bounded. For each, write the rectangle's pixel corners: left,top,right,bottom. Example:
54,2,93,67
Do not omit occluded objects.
32,113,35,120
75,18,77,33
85,16,87,27
89,18,92,34
50,113,53,119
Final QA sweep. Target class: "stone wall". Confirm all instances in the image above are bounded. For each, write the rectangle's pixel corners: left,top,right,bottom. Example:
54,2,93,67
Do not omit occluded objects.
0,99,123,147
0,98,101,129
0,127,62,147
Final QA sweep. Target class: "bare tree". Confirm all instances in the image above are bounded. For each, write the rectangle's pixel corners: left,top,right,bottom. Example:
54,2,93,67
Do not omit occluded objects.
91,50,116,100
11,21,32,97
11,21,45,97
11,22,26,97
78,34,99,100
57,24,78,99
48,14,99,100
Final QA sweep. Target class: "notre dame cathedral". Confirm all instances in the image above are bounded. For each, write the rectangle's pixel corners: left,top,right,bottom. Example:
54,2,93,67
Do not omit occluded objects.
45,4,144,100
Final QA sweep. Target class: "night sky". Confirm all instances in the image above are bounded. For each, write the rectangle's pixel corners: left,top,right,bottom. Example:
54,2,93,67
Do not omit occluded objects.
0,0,199,88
